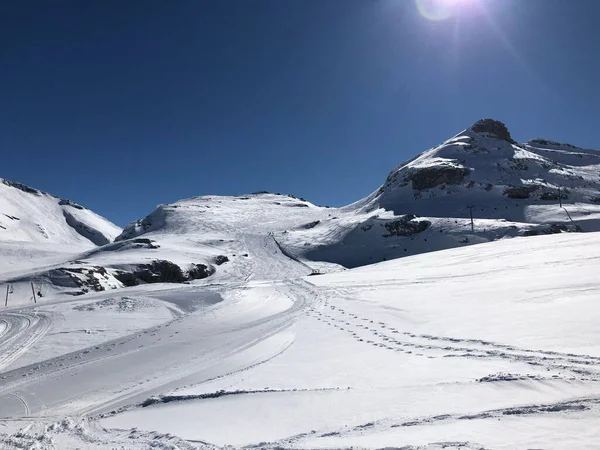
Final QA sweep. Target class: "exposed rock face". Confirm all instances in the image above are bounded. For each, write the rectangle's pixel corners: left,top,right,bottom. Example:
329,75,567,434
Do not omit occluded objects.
504,186,538,199
213,255,229,266
114,260,214,287
383,215,431,237
135,260,187,283
589,197,600,205
470,119,513,142
59,199,84,210
2,179,40,195
522,223,582,236
93,238,160,253
408,167,470,190
47,266,109,293
529,138,577,149
113,271,138,287
539,192,560,201
188,263,213,279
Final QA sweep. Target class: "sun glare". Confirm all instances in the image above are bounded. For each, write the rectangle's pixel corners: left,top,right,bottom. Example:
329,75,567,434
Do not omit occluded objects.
415,0,472,21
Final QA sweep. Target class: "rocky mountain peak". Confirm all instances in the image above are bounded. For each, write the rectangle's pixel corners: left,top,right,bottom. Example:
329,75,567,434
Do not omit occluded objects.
469,118,513,142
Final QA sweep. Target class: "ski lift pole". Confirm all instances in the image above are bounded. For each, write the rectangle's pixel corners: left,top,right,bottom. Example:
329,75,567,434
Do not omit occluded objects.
31,282,37,304
5,285,8,307
467,205,475,232
558,187,562,208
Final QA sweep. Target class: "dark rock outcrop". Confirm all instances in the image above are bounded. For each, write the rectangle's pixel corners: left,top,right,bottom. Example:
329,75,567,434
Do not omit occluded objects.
47,266,109,293
539,192,560,201
188,263,213,279
59,199,84,210
383,215,431,237
135,260,187,283
213,255,229,266
522,223,582,236
504,186,538,199
470,119,514,142
2,179,40,195
408,167,470,190
114,260,213,286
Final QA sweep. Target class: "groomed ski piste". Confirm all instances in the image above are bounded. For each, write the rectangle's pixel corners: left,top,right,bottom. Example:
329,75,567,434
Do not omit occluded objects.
1,120,599,449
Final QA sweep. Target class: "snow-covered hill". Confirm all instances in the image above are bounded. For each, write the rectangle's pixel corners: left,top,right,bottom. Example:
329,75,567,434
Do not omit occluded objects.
0,178,121,246
0,193,337,300
5,118,600,297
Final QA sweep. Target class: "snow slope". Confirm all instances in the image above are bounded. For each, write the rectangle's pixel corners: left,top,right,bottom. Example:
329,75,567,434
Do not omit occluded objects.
1,229,600,449
0,178,121,246
0,193,348,303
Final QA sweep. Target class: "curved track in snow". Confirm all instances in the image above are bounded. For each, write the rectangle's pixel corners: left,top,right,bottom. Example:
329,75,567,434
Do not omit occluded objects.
0,280,312,419
0,311,51,374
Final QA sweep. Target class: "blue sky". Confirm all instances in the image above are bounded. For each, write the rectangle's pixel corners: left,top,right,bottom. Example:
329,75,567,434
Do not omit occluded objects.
1,0,598,226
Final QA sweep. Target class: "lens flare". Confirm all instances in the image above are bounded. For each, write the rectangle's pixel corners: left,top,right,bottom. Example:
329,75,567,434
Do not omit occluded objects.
415,0,463,21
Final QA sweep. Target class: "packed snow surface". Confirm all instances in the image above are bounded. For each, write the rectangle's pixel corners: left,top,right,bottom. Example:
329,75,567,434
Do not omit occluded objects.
1,228,600,449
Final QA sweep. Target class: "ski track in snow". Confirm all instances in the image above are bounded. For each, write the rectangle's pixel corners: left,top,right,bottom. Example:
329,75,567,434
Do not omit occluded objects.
0,279,309,419
2,266,600,449
0,311,51,373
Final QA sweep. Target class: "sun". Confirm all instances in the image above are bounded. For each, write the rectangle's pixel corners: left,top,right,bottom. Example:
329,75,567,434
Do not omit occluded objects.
415,0,473,21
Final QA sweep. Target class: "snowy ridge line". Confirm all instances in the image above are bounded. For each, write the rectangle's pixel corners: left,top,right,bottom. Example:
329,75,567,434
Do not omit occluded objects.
263,395,600,449
271,235,313,272
0,178,121,246
329,395,600,441
140,386,347,407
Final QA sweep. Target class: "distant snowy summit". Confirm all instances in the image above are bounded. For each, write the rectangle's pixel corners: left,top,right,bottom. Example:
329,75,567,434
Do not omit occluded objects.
363,118,600,222
0,178,121,246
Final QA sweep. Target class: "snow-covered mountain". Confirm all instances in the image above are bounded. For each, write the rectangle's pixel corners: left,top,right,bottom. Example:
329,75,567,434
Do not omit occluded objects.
0,178,121,246
282,119,600,267
95,119,600,276
364,118,600,221
4,118,599,296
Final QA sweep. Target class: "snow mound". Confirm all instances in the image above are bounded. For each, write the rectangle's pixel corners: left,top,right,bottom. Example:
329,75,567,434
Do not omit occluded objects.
0,178,121,246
